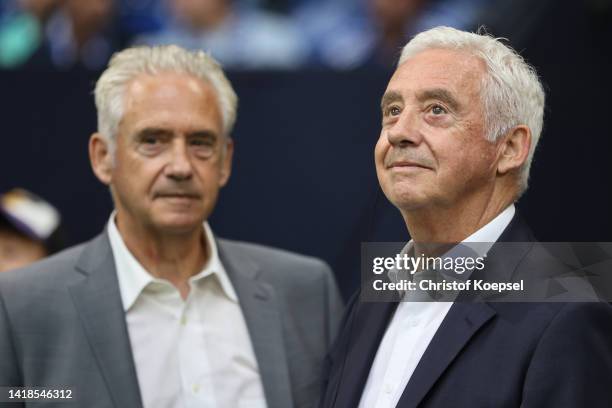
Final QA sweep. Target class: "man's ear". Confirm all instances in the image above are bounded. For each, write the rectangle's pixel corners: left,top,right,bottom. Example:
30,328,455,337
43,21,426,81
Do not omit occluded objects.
497,125,531,175
219,138,234,188
89,133,113,185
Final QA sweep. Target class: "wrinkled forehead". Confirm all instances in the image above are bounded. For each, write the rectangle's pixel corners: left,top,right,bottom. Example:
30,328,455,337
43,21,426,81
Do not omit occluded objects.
123,72,214,106
387,48,487,100
118,72,224,133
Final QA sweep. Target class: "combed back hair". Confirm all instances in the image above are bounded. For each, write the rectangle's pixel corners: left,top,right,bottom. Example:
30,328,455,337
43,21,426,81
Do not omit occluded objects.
398,26,545,195
94,45,238,148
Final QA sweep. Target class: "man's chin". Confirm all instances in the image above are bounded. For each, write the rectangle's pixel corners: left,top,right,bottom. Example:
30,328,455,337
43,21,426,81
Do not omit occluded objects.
152,214,205,235
390,196,436,214
383,186,430,209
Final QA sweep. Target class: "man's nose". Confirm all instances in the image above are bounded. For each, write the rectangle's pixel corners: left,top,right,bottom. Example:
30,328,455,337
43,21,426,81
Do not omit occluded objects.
386,109,423,147
165,140,193,181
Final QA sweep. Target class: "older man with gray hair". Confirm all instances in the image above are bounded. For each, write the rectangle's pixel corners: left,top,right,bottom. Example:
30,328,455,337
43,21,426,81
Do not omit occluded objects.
0,45,343,408
319,26,612,408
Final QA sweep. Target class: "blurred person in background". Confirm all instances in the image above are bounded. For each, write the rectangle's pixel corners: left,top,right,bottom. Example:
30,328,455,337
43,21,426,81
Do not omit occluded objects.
0,188,64,272
135,0,308,69
294,0,487,69
36,0,121,69
366,0,426,66
0,0,123,69
0,0,62,68
118,0,166,39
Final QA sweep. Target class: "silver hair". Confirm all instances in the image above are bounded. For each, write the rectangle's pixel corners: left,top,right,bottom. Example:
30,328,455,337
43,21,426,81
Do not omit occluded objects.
94,45,238,151
398,26,545,195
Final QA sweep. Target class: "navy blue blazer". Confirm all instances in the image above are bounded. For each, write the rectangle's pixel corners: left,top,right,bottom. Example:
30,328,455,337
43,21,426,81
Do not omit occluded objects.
319,214,612,408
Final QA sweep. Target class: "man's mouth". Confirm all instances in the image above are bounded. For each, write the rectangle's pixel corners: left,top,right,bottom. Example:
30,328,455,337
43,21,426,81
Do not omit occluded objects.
155,192,201,199
387,161,431,170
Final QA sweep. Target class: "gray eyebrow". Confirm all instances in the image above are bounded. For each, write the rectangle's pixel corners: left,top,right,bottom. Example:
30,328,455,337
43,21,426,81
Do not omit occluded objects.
380,91,403,111
416,88,460,112
187,130,218,139
134,128,172,139
133,128,219,140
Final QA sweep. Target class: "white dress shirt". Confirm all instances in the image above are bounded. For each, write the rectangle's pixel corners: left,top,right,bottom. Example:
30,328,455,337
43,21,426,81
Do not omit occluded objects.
107,215,267,408
358,205,516,408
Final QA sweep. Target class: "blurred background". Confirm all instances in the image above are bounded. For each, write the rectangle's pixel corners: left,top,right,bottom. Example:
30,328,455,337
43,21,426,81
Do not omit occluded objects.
0,0,611,298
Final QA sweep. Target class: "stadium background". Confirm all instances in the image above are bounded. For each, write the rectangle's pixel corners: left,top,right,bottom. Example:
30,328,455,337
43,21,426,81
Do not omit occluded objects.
1,0,610,298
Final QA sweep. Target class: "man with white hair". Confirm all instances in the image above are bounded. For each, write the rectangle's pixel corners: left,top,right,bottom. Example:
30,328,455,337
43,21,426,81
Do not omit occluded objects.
319,26,612,408
0,45,343,408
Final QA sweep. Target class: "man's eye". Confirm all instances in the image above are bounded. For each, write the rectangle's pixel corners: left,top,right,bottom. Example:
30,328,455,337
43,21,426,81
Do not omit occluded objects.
190,139,214,147
142,136,159,144
137,135,166,155
386,106,401,116
431,105,447,115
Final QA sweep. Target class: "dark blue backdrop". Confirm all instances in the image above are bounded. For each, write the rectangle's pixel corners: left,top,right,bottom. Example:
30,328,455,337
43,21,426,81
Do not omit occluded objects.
1,1,611,298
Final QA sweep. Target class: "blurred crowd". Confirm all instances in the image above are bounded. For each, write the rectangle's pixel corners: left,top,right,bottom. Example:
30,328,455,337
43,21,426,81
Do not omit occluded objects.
0,188,65,273
0,0,488,70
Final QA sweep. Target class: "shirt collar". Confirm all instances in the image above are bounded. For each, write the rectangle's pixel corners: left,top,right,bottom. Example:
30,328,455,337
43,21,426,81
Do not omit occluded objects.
107,212,238,312
463,204,515,248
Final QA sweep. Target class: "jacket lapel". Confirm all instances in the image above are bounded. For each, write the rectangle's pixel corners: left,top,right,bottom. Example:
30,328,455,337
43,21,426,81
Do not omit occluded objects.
218,240,294,408
68,233,143,408
396,302,496,407
396,212,534,407
332,299,397,408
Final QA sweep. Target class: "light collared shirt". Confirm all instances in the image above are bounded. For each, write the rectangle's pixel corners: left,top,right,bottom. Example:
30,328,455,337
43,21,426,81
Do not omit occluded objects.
107,214,267,408
358,205,516,408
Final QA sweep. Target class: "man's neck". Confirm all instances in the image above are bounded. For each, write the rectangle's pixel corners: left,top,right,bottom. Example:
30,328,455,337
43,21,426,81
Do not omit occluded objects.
115,214,208,299
403,193,513,246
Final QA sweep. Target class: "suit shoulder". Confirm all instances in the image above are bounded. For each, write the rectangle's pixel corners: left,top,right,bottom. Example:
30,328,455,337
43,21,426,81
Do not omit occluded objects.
219,238,329,268
546,302,612,330
218,238,332,280
490,301,612,343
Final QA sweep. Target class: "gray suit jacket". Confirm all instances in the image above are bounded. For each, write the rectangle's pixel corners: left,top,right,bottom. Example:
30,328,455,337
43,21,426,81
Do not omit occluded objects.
0,232,343,408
